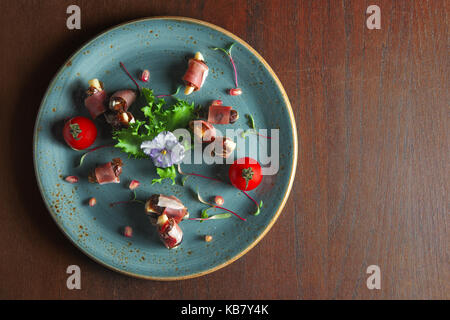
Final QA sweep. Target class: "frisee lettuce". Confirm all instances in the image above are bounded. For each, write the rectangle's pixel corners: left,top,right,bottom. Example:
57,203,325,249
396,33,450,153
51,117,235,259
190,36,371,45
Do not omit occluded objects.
152,165,177,185
113,88,197,183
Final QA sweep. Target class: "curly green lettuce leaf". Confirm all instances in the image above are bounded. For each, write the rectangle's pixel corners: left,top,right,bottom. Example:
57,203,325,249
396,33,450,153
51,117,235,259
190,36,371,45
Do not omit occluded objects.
152,165,176,185
113,88,196,158
113,120,151,158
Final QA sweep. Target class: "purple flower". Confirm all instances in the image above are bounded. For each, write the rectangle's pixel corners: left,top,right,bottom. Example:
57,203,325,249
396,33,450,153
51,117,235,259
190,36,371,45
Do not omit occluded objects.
141,131,185,168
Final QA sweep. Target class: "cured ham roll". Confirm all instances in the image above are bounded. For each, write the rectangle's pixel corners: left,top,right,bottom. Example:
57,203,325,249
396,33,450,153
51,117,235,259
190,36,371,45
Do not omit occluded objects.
157,214,183,249
109,89,137,112
145,194,189,224
88,158,123,185
182,52,208,95
207,100,239,124
84,79,107,119
189,120,216,143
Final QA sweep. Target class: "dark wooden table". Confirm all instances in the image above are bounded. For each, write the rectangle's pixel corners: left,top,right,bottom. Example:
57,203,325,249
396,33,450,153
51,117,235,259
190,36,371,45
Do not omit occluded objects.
0,0,447,299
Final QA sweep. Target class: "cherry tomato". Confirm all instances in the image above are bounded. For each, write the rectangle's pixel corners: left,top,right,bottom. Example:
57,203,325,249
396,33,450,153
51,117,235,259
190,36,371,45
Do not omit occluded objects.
62,116,97,150
229,157,262,191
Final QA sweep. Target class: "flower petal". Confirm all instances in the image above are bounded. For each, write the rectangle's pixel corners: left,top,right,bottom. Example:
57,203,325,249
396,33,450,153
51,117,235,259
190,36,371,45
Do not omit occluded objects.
170,143,185,164
141,131,186,168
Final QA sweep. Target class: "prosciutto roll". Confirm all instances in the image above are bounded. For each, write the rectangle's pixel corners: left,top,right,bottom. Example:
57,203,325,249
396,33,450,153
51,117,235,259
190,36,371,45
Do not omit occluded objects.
183,58,209,91
109,89,137,112
88,158,123,185
207,103,239,124
157,215,183,249
84,88,107,119
190,120,216,143
145,194,189,224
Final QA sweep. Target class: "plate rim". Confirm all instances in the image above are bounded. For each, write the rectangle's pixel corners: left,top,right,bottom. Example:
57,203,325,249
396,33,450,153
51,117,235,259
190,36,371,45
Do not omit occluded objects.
33,16,298,281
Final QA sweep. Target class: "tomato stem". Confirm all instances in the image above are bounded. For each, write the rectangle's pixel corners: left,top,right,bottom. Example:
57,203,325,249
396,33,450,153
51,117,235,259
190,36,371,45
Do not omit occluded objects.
241,167,254,190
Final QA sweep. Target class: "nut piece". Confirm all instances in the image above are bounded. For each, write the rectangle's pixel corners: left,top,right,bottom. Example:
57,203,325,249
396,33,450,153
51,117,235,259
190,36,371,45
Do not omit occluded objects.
117,111,135,127
109,96,126,112
86,79,103,95
205,235,213,242
194,51,205,61
184,85,195,95
157,214,169,226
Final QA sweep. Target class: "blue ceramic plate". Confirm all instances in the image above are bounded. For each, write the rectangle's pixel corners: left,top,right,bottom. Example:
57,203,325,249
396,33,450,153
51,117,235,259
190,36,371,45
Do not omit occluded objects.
33,17,297,280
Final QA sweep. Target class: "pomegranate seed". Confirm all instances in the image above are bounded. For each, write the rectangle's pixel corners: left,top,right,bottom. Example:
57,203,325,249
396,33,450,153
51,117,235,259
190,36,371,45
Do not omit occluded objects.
229,88,242,96
88,197,97,207
214,195,224,206
64,176,79,183
205,235,213,242
140,69,150,82
123,226,133,238
129,179,140,190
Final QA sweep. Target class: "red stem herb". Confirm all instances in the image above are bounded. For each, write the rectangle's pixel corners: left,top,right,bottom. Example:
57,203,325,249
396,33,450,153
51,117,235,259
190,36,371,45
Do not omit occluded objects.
119,62,140,91
178,164,262,216
212,43,239,88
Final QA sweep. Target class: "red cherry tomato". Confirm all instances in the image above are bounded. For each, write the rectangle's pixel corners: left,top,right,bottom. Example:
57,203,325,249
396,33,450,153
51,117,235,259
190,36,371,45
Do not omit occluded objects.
229,157,262,191
62,116,97,150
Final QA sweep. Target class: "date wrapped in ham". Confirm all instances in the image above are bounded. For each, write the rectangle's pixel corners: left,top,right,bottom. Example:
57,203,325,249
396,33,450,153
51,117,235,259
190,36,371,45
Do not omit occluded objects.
88,158,123,185
84,79,107,119
207,100,239,124
145,194,189,224
189,120,216,143
211,137,236,158
182,52,209,95
109,89,137,112
156,214,183,249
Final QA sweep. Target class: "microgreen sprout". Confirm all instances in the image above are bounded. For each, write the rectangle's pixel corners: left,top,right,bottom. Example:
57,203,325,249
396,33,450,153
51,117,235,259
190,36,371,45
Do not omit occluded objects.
119,62,140,91
188,213,232,221
211,43,239,88
156,86,182,99
109,190,145,207
178,164,263,218
241,114,272,139
196,189,246,221
77,144,114,168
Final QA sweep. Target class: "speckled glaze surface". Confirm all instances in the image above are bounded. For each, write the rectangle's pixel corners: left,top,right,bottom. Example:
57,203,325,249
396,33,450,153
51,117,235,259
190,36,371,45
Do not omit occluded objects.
33,17,297,280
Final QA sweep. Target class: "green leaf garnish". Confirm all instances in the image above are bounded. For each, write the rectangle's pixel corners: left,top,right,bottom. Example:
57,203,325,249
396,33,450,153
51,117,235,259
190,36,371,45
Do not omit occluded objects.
152,165,176,185
210,213,232,219
253,200,263,216
113,88,197,184
245,114,256,129
181,175,190,186
113,88,196,158
211,43,235,56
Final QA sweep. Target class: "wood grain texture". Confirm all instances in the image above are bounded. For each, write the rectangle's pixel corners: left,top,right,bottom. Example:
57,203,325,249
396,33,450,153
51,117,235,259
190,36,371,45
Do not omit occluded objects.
0,0,448,299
